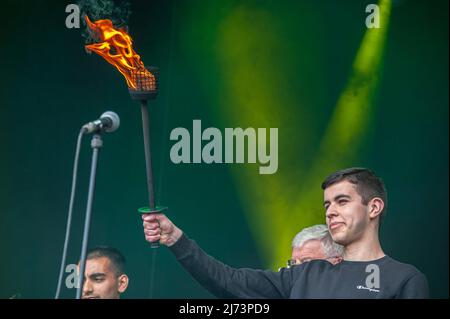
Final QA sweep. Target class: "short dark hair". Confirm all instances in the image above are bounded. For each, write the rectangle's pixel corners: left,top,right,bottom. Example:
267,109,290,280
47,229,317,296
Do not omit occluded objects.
87,246,126,276
321,168,388,222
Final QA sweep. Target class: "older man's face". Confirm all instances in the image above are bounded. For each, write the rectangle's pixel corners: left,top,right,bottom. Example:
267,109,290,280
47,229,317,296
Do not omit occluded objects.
291,239,327,265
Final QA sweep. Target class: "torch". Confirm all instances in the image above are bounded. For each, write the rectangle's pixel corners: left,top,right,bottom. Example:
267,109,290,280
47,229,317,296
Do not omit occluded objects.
84,16,166,248
129,67,167,248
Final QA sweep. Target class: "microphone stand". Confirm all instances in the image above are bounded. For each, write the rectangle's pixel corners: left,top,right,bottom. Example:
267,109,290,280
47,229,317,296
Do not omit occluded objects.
76,133,103,299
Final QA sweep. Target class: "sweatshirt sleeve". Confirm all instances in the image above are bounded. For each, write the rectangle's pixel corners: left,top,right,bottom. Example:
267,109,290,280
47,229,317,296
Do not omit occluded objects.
169,233,294,298
397,272,430,299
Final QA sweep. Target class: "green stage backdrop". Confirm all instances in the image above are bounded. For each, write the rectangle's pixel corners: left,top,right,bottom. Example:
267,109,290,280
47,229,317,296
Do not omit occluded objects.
0,0,448,298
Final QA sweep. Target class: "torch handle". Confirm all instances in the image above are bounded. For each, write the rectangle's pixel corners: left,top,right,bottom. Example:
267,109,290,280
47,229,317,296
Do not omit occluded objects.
140,100,159,248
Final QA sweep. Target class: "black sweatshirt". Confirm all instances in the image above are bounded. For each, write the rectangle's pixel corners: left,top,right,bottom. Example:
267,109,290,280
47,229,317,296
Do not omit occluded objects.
169,233,429,299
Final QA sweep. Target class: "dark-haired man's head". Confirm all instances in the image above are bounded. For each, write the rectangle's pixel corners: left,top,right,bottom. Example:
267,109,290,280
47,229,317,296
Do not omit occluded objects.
322,168,387,246
80,246,129,299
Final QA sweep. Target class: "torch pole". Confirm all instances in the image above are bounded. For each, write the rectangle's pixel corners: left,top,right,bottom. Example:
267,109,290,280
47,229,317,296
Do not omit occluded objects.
140,100,159,248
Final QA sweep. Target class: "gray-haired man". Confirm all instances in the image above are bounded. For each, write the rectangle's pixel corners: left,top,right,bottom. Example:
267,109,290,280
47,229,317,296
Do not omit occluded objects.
288,224,343,268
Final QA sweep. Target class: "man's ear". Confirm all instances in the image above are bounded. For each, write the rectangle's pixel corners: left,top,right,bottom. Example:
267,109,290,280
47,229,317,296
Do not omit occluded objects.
368,197,384,220
117,274,129,294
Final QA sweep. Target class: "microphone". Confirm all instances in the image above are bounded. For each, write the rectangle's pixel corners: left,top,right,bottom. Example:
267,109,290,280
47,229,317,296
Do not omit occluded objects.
82,111,120,134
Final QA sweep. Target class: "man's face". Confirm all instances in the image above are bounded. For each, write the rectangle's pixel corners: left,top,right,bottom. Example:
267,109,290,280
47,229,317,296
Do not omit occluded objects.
81,257,127,299
324,180,370,246
291,239,327,264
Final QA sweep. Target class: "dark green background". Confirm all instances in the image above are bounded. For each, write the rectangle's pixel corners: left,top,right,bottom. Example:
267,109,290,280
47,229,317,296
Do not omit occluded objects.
0,0,448,298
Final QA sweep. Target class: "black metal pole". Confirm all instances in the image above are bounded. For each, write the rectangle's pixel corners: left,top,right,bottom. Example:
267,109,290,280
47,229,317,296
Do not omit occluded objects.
140,100,159,248
76,133,102,299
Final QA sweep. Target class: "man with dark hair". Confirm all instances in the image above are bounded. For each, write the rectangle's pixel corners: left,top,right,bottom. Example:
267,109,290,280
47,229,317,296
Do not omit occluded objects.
81,246,129,299
142,167,429,298
321,168,388,257
322,167,388,224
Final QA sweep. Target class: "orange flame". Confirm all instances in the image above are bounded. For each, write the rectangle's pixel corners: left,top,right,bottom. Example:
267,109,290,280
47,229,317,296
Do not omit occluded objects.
84,15,155,91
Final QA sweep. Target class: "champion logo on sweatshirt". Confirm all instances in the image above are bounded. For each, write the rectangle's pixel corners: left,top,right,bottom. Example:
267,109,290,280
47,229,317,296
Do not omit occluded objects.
356,285,380,293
